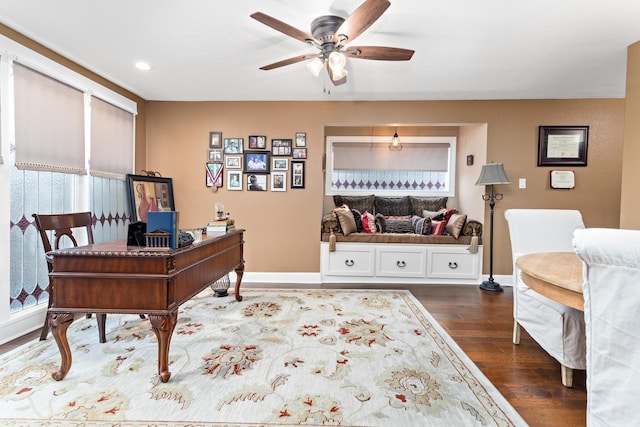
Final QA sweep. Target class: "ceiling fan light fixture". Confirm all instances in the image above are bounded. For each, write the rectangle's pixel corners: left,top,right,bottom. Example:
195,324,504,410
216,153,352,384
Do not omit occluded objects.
306,57,324,77
328,51,347,70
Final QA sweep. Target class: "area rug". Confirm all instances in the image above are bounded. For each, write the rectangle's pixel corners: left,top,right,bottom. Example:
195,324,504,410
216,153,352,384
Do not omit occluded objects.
0,288,528,427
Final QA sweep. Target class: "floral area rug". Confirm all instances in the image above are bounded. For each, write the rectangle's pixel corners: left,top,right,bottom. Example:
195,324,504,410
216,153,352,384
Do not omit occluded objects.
0,288,528,427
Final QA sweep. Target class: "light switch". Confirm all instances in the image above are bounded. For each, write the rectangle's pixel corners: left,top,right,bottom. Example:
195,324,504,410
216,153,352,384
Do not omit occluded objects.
519,178,526,189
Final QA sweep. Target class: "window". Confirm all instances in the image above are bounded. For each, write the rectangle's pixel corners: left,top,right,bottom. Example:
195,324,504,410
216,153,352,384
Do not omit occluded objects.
325,136,456,197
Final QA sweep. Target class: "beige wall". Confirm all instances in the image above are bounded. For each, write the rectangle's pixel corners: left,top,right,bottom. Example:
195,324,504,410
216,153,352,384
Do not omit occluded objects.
145,100,625,275
620,41,640,228
1,24,627,278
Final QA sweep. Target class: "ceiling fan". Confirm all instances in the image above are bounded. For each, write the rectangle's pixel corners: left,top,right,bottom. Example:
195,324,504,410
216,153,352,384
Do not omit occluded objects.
250,0,414,86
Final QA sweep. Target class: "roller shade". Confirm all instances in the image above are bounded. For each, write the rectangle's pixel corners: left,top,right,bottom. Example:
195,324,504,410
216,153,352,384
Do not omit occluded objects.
90,96,134,178
14,63,85,174
332,142,450,171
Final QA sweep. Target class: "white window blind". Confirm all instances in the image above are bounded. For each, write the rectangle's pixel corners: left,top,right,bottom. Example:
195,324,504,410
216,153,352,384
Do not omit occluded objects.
90,96,134,178
14,63,85,174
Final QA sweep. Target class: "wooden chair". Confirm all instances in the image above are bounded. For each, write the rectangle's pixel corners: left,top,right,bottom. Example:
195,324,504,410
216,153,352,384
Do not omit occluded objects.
32,212,107,342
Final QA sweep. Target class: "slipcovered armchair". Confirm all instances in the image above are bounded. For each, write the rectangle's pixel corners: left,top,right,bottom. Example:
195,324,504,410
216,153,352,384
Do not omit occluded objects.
504,209,586,387
574,228,640,427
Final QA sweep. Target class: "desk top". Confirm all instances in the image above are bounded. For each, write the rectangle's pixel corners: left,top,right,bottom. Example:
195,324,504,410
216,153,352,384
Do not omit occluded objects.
516,252,583,311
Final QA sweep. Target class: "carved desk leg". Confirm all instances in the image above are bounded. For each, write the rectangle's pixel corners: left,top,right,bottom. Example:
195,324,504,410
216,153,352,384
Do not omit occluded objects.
149,311,178,383
234,263,244,302
50,313,75,381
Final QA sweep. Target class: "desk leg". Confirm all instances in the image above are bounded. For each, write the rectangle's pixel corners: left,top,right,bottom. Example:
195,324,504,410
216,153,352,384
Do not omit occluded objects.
50,313,74,381
149,312,177,383
234,264,244,302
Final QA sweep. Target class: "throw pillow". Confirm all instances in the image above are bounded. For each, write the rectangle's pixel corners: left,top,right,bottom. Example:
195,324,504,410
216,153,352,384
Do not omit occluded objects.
431,219,447,235
332,206,357,236
445,213,467,239
333,195,375,215
361,211,376,234
411,215,432,235
375,213,387,233
409,196,448,216
374,196,411,216
351,209,364,232
385,218,414,233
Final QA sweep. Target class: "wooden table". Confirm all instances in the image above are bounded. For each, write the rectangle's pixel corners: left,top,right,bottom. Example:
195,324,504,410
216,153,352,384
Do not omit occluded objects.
516,252,584,311
47,230,244,382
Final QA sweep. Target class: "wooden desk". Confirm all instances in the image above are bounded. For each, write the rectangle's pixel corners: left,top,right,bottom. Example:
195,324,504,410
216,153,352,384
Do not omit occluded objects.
47,230,245,382
516,252,584,311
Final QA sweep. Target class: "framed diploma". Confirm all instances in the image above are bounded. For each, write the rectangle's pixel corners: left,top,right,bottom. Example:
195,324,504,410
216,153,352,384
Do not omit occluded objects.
550,170,575,189
538,126,588,166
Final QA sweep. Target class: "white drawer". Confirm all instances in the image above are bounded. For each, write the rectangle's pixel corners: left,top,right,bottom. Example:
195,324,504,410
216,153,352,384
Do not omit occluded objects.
376,247,427,278
427,247,480,279
326,246,375,276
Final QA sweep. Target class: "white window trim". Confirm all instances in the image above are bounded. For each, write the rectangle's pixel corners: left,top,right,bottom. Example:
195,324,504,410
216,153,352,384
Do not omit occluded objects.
325,135,457,197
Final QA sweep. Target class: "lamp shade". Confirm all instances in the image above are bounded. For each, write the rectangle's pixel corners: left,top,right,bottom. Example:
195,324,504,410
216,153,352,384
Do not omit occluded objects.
475,163,511,185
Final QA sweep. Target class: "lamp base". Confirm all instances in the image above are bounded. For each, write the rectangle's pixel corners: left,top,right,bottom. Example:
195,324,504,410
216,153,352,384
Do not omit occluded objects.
479,280,504,292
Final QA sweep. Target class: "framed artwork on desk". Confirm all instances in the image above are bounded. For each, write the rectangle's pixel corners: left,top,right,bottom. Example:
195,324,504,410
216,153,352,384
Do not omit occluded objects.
126,174,175,223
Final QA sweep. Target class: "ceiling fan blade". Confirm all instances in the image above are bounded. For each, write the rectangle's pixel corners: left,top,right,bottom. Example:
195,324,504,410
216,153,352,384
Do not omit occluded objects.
259,54,317,71
250,12,316,45
334,0,390,45
345,46,414,61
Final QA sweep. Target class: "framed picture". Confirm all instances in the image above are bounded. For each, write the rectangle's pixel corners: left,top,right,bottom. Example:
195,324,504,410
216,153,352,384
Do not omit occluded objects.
538,126,589,166
291,160,305,189
205,162,223,187
295,132,306,147
227,170,243,191
243,151,270,174
209,131,222,148
271,138,292,156
225,155,242,169
247,174,267,191
292,147,307,159
272,158,288,170
248,135,267,149
224,138,244,154
126,174,175,223
271,171,287,191
208,149,223,162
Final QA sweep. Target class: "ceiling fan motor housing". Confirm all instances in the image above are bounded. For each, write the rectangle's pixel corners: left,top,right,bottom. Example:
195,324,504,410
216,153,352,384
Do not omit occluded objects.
311,15,345,55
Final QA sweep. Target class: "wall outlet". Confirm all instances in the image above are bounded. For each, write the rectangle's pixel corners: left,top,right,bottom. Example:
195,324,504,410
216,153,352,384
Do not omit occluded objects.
519,178,526,189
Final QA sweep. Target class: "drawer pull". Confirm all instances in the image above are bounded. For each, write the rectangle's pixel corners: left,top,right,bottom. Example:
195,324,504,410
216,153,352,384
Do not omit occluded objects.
345,259,355,267
396,260,406,268
448,262,458,269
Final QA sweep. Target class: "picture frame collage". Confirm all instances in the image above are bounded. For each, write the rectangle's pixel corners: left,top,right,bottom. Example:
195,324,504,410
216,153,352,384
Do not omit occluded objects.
207,131,307,191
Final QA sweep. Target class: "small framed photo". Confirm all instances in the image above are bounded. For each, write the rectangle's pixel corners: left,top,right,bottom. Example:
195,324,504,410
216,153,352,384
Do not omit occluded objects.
225,155,242,169
227,170,243,191
243,151,270,174
205,162,223,187
271,171,287,191
291,160,305,189
224,138,244,154
272,158,288,171
247,174,267,191
292,147,307,159
208,149,223,162
248,135,267,149
271,138,292,156
209,131,222,148
295,132,306,147
538,126,588,166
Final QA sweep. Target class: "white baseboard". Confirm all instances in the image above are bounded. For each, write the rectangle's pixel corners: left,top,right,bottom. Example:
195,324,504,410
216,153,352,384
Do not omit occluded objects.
0,305,46,346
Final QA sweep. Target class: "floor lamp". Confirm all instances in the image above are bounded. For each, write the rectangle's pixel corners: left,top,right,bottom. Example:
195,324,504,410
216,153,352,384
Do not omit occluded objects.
475,163,511,292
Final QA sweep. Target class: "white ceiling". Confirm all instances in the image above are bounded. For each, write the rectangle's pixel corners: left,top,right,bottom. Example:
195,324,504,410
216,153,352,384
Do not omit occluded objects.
2,1,640,102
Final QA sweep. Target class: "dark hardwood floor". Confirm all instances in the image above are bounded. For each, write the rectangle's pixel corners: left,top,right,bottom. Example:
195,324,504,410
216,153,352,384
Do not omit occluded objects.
0,284,586,426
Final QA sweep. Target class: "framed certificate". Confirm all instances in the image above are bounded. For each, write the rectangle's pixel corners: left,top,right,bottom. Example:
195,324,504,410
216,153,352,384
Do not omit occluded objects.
550,170,575,189
538,126,588,166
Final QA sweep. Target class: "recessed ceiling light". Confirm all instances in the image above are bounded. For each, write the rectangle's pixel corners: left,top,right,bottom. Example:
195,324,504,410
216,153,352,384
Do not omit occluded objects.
135,61,151,71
